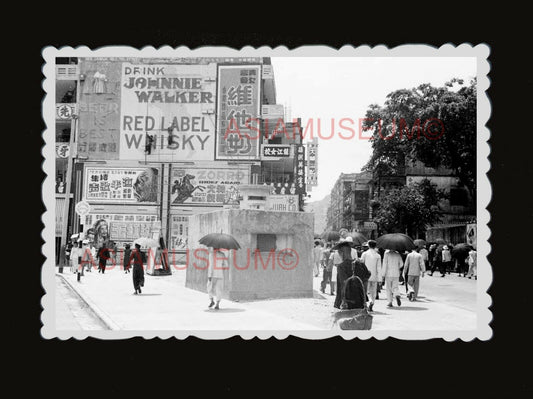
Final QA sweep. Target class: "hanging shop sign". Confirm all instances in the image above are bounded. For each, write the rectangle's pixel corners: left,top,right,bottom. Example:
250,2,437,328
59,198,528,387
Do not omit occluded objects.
215,65,261,160
306,138,318,187
294,144,306,194
261,144,292,160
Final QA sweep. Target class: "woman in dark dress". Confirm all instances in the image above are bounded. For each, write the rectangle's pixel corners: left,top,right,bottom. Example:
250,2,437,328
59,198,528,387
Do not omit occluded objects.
334,244,354,309
123,244,132,273
131,243,145,294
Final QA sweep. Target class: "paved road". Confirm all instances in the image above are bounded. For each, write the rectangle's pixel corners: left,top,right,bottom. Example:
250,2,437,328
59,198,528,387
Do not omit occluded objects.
55,275,107,331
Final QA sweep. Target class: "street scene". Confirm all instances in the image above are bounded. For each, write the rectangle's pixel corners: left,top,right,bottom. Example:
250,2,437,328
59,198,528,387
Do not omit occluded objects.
46,46,487,337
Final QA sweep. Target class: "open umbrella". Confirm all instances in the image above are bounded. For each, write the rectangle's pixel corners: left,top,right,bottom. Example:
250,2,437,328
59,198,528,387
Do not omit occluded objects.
331,240,355,252
435,238,447,245
414,239,426,248
199,233,241,250
451,243,473,257
349,232,368,246
322,230,340,242
133,237,159,248
376,233,416,252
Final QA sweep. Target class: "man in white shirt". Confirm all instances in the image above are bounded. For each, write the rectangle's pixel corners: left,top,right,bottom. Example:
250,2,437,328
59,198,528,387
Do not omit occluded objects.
381,249,403,307
360,240,382,312
403,248,426,301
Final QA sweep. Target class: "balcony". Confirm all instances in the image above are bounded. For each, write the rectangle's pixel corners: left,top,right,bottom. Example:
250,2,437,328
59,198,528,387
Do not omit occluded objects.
56,65,79,80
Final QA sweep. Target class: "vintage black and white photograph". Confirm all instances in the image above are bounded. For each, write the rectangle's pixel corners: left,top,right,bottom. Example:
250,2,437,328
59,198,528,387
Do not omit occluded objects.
42,45,491,339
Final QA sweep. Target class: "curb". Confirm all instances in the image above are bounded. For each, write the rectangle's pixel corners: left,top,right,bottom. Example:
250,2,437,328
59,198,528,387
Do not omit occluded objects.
56,272,121,330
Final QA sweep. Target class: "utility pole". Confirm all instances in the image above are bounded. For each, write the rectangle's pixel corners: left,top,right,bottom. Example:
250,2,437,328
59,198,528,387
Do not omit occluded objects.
59,112,78,272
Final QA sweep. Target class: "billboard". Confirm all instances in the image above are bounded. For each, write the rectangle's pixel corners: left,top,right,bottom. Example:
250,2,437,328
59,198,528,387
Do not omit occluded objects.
261,144,292,160
216,65,262,160
294,144,306,194
84,167,160,203
77,60,121,160
170,166,249,206
120,63,216,161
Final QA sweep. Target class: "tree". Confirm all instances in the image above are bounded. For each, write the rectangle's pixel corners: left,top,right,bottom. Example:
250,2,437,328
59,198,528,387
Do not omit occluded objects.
373,179,447,237
363,78,476,201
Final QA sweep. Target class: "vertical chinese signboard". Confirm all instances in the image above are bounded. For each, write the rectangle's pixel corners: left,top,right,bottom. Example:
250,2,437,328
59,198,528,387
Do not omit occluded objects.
216,65,261,160
306,138,318,188
294,144,306,194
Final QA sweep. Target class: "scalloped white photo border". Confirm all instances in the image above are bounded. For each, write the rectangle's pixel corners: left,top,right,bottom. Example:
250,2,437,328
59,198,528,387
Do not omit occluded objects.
41,44,491,340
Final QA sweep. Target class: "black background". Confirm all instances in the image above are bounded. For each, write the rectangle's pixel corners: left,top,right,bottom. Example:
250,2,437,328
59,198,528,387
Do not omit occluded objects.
15,18,531,396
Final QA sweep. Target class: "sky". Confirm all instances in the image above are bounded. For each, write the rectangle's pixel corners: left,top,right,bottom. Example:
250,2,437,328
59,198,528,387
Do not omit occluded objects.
270,57,477,202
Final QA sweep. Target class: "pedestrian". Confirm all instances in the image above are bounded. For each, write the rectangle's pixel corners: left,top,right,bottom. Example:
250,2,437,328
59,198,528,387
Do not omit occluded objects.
442,245,452,275
207,248,227,310
467,248,477,279
320,243,335,295
360,240,382,312
419,244,429,273
97,241,111,274
130,243,145,294
333,243,355,309
403,248,426,301
123,244,132,273
382,249,403,308
79,240,92,272
430,246,446,277
428,243,437,272
70,241,81,274
312,240,323,277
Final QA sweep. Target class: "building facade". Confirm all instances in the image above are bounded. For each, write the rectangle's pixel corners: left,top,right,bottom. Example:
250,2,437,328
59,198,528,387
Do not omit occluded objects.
55,57,310,263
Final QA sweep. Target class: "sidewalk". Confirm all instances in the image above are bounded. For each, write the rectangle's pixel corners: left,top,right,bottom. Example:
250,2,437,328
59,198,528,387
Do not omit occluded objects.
56,265,320,331
55,265,477,331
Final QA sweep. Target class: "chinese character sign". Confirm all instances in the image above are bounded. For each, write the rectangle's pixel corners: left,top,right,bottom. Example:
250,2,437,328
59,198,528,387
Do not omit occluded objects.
306,139,318,187
294,144,306,194
84,167,160,203
261,144,292,160
170,167,249,206
120,63,216,161
216,65,261,160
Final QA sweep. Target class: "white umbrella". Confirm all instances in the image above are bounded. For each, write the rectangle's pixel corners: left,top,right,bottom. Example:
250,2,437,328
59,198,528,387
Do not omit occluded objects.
133,237,159,248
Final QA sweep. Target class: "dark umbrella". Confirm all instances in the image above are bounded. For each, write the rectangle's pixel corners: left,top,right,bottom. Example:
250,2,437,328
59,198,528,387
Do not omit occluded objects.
322,230,340,242
349,232,368,246
199,233,241,250
376,233,416,252
331,240,355,252
451,243,473,257
414,239,426,248
435,238,447,245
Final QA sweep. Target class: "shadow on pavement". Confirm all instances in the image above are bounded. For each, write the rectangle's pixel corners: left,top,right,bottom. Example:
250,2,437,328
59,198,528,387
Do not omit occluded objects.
392,306,427,311
313,290,328,300
203,308,246,313
136,293,163,296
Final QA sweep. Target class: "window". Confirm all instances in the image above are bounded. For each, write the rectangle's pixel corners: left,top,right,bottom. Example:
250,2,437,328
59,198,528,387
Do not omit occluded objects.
256,234,277,252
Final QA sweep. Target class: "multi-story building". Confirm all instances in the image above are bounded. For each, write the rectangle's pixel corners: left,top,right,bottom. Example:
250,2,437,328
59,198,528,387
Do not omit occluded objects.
55,57,309,263
325,173,358,232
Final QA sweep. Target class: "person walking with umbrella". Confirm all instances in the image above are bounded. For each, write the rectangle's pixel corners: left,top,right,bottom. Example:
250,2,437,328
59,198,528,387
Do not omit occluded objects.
130,243,145,294
382,249,403,307
207,248,228,310
199,233,240,310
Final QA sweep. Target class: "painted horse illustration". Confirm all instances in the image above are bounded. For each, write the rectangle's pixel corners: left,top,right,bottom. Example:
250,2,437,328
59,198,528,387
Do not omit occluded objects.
171,174,205,204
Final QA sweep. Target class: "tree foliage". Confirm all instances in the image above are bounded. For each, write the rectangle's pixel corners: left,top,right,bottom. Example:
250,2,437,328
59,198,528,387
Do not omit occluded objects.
363,78,476,197
373,179,447,237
